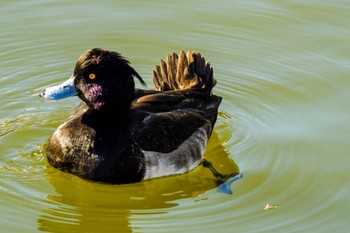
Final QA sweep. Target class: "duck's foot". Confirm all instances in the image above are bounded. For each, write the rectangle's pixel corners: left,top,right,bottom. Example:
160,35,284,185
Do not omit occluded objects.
217,173,243,194
201,159,243,194
201,159,237,181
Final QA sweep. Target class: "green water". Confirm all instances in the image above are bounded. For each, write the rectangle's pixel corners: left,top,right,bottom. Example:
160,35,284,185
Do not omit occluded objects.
1,1,349,232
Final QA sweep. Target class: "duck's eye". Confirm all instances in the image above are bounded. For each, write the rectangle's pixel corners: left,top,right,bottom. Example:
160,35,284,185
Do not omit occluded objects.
89,73,96,80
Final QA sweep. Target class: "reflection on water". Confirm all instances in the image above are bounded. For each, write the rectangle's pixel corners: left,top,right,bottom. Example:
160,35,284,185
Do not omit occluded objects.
37,130,239,232
1,0,350,232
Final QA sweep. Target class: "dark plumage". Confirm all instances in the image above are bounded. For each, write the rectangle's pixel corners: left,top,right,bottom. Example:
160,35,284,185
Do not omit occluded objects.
40,48,221,184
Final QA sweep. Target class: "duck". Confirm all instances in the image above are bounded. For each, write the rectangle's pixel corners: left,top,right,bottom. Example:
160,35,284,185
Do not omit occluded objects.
39,48,222,184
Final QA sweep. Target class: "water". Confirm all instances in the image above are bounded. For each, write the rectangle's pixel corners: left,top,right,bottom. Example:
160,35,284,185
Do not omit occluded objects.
1,0,349,232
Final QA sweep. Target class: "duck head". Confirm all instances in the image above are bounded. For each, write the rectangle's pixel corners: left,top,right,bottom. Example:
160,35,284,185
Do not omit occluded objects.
40,48,146,111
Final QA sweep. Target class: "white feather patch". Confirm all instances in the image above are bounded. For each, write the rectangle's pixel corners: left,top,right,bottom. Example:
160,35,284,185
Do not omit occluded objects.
142,126,208,180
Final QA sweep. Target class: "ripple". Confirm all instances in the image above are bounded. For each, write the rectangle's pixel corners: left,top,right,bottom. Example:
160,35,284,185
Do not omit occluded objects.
0,110,57,183
1,0,350,232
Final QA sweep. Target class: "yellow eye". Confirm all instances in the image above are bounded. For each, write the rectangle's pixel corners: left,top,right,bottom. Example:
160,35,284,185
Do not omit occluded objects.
89,73,96,80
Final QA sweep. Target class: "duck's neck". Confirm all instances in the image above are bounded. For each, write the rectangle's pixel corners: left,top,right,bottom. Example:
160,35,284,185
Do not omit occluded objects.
82,104,131,131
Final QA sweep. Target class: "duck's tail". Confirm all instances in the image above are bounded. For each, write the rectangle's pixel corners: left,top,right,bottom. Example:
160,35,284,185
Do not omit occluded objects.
152,51,217,94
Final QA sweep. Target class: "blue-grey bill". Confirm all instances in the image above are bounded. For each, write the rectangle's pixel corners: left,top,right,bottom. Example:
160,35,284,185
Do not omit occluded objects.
39,76,78,100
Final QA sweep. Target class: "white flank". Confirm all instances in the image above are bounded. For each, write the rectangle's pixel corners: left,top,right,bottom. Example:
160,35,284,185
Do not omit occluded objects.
142,126,208,180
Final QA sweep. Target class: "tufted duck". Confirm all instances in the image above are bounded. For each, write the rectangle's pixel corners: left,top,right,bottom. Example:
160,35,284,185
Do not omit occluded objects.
40,48,222,184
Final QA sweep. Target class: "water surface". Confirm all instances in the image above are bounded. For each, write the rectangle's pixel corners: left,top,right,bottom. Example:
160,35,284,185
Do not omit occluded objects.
1,1,349,232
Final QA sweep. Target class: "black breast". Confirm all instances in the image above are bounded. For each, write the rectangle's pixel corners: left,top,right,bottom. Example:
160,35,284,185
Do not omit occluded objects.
46,108,146,184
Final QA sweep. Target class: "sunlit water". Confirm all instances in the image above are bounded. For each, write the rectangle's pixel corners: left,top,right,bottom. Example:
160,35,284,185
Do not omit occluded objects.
1,1,349,232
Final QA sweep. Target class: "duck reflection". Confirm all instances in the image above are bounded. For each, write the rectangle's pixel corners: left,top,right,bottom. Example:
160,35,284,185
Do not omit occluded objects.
37,130,239,233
